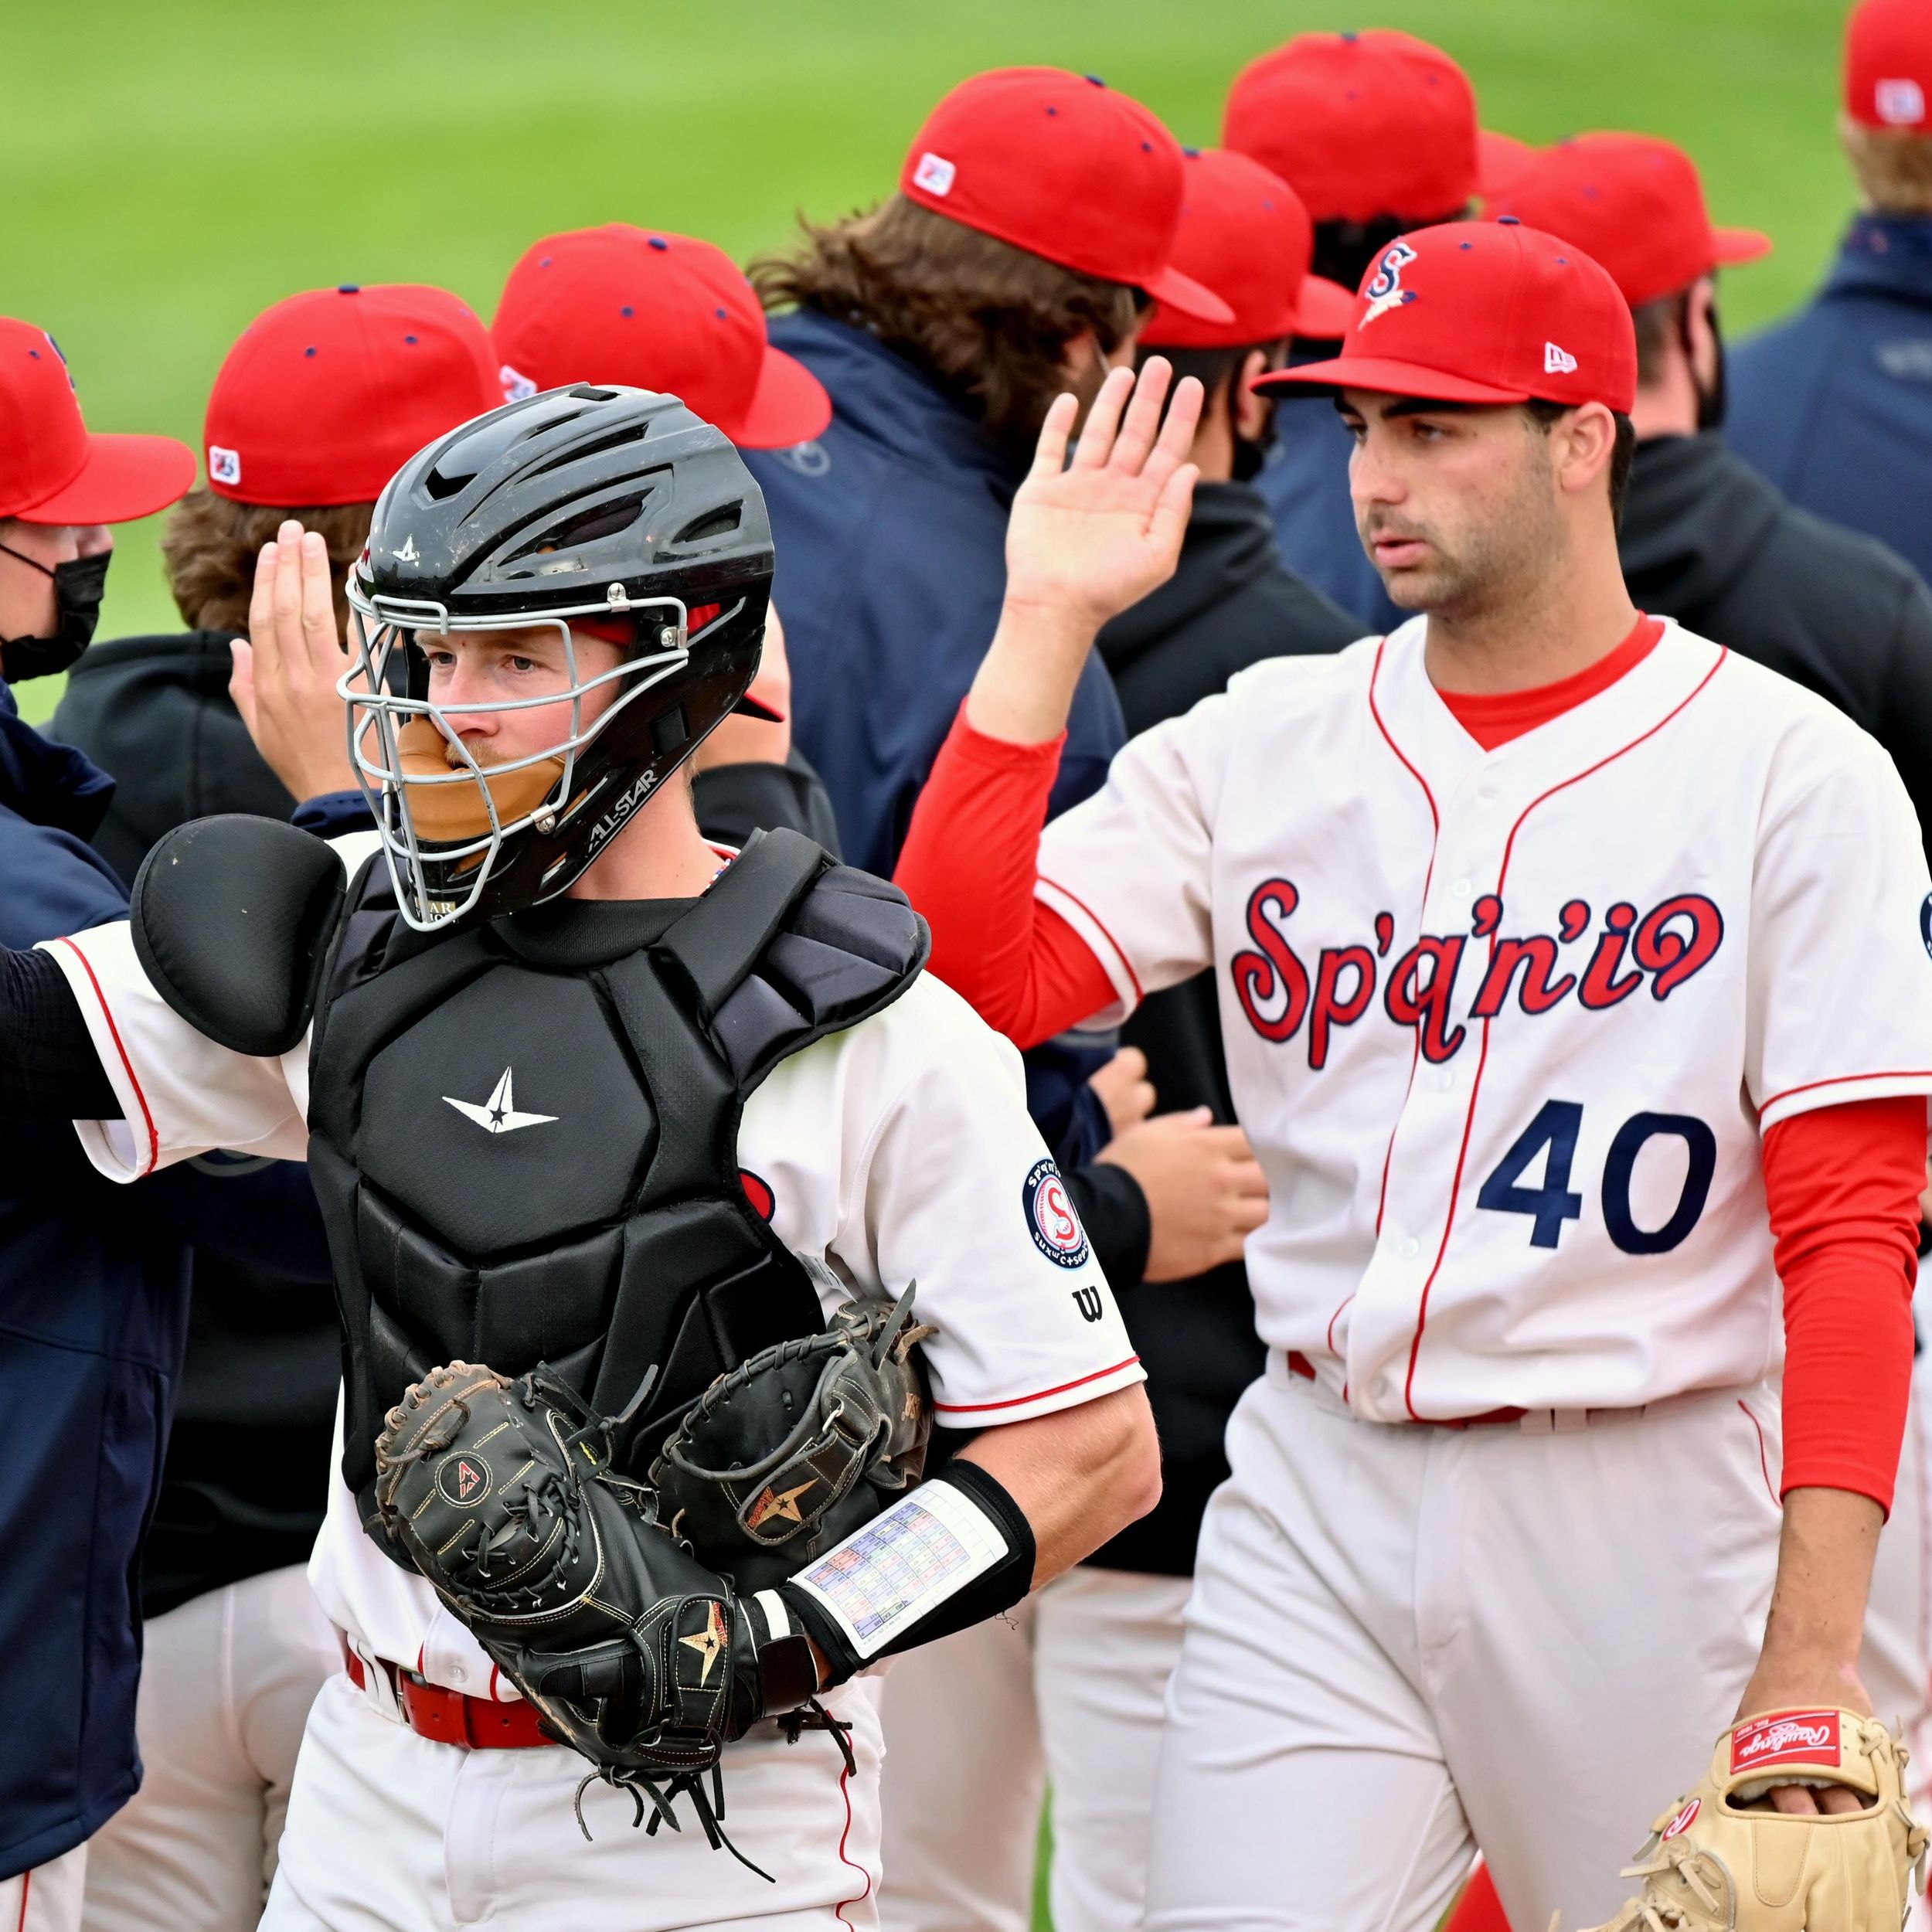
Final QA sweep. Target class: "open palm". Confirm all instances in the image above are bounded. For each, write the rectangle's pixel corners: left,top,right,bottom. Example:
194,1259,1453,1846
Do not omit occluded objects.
1005,358,1204,634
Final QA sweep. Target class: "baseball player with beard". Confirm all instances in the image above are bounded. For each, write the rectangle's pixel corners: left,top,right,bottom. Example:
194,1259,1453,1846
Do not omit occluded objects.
0,381,1159,1932
894,219,1932,1930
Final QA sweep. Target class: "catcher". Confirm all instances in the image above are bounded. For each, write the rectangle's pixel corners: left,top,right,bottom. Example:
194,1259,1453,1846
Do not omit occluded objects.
0,385,1157,1931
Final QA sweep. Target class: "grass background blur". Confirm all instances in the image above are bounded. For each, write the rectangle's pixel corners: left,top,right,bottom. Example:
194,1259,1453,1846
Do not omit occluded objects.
8,0,1861,736
1,0,1860,1915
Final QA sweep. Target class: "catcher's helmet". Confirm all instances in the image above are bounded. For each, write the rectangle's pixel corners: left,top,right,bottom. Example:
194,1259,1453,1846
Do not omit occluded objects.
341,383,774,930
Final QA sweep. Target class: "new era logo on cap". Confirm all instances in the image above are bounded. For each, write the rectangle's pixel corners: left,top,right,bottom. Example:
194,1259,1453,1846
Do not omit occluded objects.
498,362,537,403
208,445,242,487
1877,76,1927,123
913,151,957,197
1544,341,1578,375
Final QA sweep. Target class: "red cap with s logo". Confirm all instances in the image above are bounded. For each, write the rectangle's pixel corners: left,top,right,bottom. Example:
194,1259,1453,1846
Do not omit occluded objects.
1255,218,1637,414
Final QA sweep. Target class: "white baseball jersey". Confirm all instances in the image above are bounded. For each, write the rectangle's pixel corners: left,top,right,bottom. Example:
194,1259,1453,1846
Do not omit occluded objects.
1036,617,1932,1422
42,845,1141,1692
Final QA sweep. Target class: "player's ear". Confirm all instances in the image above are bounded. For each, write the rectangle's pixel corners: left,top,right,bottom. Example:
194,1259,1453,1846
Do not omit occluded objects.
1233,349,1274,444
1554,402,1618,505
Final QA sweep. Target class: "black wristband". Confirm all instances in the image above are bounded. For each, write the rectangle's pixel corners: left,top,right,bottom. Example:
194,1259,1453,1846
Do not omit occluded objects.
777,1460,1036,1687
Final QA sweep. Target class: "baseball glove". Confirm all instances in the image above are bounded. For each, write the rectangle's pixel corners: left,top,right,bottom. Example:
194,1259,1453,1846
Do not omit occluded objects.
372,1361,832,1873
1573,1708,1928,1931
650,1285,934,1592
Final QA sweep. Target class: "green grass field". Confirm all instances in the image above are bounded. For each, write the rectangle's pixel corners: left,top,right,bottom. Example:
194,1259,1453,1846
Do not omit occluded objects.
7,0,1860,736
3,3,1859,1920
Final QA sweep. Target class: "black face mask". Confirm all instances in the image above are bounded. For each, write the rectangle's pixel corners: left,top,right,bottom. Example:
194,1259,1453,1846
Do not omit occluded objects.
0,545,109,682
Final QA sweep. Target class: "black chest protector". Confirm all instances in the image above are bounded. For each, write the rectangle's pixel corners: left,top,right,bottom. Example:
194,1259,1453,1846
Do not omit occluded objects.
129,821,927,1544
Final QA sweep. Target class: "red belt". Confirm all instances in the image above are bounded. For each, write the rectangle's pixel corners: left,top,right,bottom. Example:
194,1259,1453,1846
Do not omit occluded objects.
1284,1350,1527,1430
344,1641,555,1750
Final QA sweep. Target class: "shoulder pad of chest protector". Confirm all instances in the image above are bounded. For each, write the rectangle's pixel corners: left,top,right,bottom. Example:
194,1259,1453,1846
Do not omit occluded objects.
655,827,930,1092
130,815,349,1056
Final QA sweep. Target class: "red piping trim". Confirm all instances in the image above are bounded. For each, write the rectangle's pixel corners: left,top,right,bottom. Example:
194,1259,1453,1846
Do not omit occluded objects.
53,937,158,1174
1400,649,1730,1420
832,1754,872,1928
1740,1399,1781,1511
1756,1071,1932,1118
1366,635,1440,1245
932,1355,1141,1414
1036,872,1146,1006
15,1868,29,1932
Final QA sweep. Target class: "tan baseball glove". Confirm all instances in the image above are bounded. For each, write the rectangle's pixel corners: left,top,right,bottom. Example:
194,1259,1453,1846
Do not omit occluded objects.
1571,1709,1927,1931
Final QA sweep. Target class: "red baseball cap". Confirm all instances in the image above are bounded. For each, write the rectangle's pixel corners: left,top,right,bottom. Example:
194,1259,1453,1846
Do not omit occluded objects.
0,319,194,525
492,226,831,450
1488,133,1770,310
1222,30,1479,226
899,68,1232,324
1839,0,1932,128
205,284,501,508
1257,219,1638,413
1478,130,1539,202
1141,149,1356,349
1847,0,1932,129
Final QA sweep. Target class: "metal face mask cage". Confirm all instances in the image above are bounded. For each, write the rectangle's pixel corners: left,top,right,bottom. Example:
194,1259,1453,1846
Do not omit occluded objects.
342,577,723,932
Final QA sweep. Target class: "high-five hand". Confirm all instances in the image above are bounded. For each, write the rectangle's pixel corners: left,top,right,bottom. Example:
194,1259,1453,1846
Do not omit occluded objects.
230,519,360,803
970,359,1202,745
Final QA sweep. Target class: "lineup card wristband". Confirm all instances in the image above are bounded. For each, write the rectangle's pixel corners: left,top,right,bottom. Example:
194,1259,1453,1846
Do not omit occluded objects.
787,1475,1011,1659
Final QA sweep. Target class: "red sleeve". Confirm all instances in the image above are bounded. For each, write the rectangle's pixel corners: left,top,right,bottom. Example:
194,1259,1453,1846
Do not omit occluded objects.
894,706,1118,1048
1762,1094,1926,1512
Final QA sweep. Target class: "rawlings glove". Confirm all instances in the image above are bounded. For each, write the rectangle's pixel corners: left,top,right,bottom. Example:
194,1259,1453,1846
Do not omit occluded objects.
1573,1708,1928,1931
650,1286,933,1591
372,1362,835,1874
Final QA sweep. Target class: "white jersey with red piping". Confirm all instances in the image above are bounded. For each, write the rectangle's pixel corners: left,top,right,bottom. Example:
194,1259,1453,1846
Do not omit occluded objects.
1035,616,1932,1421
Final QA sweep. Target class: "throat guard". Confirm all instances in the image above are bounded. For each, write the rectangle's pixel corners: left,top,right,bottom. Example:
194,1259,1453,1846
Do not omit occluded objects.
291,826,927,1536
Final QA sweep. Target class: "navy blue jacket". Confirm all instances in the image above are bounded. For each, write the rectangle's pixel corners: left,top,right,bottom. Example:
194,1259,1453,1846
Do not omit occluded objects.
1253,392,1405,635
1730,216,1932,587
744,311,1126,1179
0,692,318,1879
744,311,1128,881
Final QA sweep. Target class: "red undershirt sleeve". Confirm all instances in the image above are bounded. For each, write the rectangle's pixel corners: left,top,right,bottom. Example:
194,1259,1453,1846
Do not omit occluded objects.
894,707,1118,1049
1761,1094,1926,1513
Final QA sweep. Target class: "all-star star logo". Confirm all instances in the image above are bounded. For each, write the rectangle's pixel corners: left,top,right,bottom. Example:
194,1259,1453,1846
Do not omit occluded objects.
394,534,420,564
442,1068,558,1136
679,1603,728,1685
747,1478,818,1531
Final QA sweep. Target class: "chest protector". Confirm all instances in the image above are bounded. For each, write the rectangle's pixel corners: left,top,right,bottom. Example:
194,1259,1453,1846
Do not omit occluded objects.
135,820,927,1543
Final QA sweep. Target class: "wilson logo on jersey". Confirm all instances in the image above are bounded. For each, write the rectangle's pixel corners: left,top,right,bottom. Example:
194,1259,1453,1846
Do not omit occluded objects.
1022,1158,1091,1270
1230,878,1725,1066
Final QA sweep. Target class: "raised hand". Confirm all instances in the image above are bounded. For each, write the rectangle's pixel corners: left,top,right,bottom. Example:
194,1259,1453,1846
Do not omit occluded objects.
1004,358,1202,632
968,360,1202,747
230,519,359,802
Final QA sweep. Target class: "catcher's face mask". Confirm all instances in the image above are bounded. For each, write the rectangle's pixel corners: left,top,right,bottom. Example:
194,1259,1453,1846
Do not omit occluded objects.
342,578,699,932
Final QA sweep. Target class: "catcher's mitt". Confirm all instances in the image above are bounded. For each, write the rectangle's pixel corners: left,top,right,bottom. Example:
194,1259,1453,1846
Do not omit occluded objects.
651,1286,934,1592
1574,1708,1928,1931
372,1362,832,1873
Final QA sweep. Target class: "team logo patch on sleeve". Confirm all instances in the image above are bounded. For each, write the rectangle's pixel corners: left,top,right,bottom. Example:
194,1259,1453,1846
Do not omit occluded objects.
1023,1158,1090,1268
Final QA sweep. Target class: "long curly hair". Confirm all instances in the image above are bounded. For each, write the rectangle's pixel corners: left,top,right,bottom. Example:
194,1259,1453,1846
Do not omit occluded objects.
750,195,1145,462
